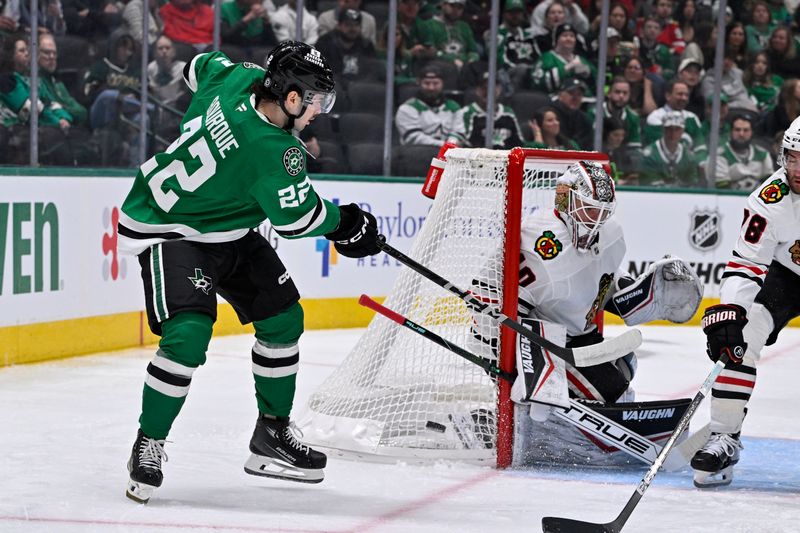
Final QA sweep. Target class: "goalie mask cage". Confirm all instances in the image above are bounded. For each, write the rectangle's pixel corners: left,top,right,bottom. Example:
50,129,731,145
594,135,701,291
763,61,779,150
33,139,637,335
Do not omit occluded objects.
299,147,610,468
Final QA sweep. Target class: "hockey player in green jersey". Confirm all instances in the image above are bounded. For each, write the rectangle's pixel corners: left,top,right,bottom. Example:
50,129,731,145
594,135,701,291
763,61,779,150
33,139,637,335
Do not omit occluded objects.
120,41,381,504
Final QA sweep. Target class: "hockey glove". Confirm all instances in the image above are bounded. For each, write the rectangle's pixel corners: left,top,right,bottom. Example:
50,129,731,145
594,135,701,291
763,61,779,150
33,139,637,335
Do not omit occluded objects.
701,304,748,364
325,203,381,258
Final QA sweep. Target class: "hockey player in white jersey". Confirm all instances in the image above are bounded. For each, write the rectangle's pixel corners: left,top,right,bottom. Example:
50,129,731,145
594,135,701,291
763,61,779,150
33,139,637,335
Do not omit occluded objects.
470,160,703,464
691,116,800,488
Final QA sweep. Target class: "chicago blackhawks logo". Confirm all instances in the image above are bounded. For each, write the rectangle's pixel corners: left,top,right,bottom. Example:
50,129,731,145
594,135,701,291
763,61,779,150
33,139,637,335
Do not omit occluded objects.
534,231,562,260
283,147,304,177
790,241,800,266
758,179,789,204
187,268,213,295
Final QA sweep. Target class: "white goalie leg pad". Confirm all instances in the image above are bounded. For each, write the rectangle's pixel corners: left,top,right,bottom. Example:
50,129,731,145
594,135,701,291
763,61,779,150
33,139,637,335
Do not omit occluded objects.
611,256,704,326
511,319,569,419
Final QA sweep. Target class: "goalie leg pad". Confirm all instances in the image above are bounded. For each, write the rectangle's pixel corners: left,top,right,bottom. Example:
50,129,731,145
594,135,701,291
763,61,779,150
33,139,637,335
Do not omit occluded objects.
511,318,569,409
610,256,703,325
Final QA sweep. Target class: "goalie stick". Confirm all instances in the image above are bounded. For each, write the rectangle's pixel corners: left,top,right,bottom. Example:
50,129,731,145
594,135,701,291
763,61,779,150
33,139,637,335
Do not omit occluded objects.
375,236,642,368
358,294,705,471
541,355,728,533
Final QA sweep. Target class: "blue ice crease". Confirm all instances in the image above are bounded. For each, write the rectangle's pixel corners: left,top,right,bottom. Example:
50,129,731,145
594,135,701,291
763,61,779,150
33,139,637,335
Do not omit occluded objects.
507,436,800,495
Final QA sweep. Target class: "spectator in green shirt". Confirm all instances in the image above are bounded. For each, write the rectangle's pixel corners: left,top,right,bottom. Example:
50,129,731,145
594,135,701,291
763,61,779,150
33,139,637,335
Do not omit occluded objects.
426,0,479,70
220,0,278,62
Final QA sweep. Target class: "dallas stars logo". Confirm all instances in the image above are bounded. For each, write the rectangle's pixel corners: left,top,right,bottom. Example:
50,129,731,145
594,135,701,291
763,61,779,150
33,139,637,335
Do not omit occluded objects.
187,268,213,295
534,230,562,260
283,146,304,177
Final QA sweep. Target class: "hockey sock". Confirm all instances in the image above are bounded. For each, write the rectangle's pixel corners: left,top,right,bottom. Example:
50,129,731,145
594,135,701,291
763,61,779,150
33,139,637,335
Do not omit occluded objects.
251,303,304,418
139,312,213,439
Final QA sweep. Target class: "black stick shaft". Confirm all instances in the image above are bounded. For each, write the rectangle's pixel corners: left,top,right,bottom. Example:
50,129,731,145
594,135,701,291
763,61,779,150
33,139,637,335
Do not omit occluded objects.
542,356,728,533
358,294,515,383
375,237,578,366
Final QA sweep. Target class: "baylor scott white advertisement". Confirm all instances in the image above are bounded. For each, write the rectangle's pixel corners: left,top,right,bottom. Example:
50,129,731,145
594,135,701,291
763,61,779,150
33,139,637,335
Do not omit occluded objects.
0,174,749,327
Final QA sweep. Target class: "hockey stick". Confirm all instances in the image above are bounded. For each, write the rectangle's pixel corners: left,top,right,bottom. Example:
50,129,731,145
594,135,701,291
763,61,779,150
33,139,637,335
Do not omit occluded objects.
358,294,699,471
541,355,728,533
376,236,642,367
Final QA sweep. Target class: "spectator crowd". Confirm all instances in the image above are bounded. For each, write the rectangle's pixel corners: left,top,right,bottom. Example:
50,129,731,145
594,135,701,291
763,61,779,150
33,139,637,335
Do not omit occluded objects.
1,0,799,190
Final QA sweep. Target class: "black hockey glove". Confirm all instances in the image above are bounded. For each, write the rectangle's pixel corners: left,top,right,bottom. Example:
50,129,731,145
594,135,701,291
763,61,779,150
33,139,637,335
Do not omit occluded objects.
325,203,381,258
701,304,748,364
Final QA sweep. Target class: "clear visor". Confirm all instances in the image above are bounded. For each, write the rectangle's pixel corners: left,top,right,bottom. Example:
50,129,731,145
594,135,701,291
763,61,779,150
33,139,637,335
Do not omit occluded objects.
303,89,337,114
569,192,615,251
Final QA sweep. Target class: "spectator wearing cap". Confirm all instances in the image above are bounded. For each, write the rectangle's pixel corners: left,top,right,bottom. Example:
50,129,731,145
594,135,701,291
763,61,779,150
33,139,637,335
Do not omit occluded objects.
447,72,525,149
531,23,595,95
532,1,589,58
318,0,377,45
219,0,278,62
700,47,757,113
270,0,319,45
643,80,704,152
745,1,775,53
587,76,641,149
530,0,589,38
395,65,461,146
495,0,538,83
714,113,773,191
674,57,705,120
640,111,700,187
315,8,377,83
550,76,593,149
744,51,783,114
426,0,480,70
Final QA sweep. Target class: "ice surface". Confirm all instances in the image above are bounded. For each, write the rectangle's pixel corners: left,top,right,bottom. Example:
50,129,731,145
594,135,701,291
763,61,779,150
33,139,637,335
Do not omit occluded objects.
1,325,798,533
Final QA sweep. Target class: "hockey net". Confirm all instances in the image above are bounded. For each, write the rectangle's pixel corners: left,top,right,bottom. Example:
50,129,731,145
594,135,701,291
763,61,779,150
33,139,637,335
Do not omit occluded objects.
299,147,609,467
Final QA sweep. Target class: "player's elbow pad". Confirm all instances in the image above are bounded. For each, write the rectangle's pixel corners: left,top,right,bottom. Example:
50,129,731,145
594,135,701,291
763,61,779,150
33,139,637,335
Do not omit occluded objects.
608,256,704,326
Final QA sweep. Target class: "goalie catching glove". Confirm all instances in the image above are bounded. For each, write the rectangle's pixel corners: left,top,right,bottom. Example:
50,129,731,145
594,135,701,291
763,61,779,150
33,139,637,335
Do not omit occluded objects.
608,256,703,325
325,203,381,258
702,304,748,364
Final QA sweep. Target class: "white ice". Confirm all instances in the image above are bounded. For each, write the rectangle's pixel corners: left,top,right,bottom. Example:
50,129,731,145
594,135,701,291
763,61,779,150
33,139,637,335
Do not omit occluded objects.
1,325,798,533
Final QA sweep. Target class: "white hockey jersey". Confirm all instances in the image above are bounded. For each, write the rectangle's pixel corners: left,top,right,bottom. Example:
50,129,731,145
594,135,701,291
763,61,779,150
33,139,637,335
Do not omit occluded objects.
720,169,800,310
471,208,627,344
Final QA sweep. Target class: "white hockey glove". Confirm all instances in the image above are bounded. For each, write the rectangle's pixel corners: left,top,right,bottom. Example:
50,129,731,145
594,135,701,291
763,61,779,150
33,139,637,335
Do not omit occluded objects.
609,256,704,326
510,318,569,421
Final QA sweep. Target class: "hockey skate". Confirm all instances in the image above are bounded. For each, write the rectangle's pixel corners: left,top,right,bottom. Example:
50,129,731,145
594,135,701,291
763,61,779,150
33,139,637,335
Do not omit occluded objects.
244,415,326,484
691,432,743,488
126,429,168,503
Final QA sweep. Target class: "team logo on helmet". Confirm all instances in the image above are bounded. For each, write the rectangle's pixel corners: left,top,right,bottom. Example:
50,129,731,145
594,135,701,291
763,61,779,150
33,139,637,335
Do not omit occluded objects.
759,179,789,204
688,209,722,251
534,230,562,260
790,241,800,266
283,147,304,176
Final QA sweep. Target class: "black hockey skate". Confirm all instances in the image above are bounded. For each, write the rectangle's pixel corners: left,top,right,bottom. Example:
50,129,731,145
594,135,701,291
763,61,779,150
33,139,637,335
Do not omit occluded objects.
691,432,743,488
244,415,326,484
126,429,168,503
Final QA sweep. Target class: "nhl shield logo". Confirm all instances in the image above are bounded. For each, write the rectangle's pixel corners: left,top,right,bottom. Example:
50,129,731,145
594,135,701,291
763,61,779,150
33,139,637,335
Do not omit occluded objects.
689,209,721,251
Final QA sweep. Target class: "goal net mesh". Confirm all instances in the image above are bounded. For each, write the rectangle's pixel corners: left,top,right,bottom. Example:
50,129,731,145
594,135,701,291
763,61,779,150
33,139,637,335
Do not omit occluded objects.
298,148,605,463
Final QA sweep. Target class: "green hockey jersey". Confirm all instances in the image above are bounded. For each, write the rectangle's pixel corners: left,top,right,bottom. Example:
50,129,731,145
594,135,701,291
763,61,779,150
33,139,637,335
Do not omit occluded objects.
118,52,340,255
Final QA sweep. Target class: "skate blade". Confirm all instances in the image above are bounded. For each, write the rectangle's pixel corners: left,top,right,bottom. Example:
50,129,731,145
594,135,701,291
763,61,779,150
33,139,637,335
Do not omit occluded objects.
244,453,324,484
693,465,734,488
126,479,157,503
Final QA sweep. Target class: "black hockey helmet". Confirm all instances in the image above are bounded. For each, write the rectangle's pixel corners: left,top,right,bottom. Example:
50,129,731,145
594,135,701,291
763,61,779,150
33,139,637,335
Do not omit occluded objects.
261,40,336,125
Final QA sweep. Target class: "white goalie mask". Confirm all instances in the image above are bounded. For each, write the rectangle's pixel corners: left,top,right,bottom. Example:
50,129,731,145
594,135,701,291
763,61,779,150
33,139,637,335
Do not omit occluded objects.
779,115,800,172
555,161,616,252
